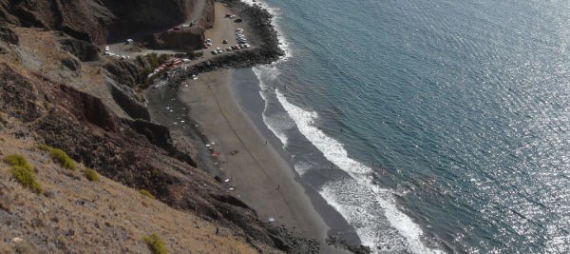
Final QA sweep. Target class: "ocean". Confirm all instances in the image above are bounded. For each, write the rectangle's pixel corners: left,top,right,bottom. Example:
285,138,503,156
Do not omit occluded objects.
235,0,570,253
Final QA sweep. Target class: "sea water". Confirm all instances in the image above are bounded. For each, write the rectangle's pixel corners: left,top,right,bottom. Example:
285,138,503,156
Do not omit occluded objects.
239,0,570,252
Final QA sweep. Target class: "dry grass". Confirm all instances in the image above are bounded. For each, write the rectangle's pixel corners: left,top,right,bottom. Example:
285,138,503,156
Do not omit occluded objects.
0,134,264,253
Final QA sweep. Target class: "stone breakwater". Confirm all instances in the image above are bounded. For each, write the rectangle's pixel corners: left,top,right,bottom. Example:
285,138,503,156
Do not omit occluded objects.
186,1,284,74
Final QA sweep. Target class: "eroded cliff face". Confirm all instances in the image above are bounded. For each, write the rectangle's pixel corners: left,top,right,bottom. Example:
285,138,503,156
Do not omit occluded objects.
0,25,316,252
0,0,317,250
0,0,209,45
142,0,214,51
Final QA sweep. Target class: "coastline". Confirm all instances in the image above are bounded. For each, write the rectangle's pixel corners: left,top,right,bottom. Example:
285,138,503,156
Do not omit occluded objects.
144,1,361,253
178,70,333,244
144,69,352,253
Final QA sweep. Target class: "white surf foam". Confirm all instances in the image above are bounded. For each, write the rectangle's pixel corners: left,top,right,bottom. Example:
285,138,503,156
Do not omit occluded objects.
293,161,313,176
244,0,295,148
275,89,443,254
262,111,293,147
252,65,290,147
241,1,441,251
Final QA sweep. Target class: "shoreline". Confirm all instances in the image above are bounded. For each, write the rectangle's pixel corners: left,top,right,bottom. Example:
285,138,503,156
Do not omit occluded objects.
143,1,362,253
180,69,327,234
144,69,346,253
177,69,356,253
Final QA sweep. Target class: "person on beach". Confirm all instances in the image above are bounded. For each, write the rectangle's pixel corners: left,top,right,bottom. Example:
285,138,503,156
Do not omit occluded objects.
276,184,280,190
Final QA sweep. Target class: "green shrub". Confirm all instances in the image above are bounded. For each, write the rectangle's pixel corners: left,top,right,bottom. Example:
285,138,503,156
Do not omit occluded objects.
83,168,99,182
11,166,42,194
3,154,33,171
37,144,52,152
143,233,168,254
157,54,169,65
148,53,159,69
49,149,76,170
139,189,155,199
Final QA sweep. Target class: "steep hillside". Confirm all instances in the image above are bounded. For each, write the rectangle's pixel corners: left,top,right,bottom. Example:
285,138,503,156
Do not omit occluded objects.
0,0,211,45
0,134,262,253
0,1,316,251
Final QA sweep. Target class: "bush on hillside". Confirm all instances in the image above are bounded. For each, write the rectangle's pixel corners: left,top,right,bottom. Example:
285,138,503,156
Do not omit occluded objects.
49,148,76,170
36,144,52,152
139,189,155,199
83,168,99,182
157,54,169,65
143,233,168,254
11,165,43,194
3,154,33,171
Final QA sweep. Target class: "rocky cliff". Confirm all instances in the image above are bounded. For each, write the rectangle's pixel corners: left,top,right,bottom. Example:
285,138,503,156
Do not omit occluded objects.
0,0,317,252
0,0,208,45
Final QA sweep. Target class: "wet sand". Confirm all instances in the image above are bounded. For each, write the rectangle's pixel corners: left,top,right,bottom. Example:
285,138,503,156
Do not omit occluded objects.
177,70,347,252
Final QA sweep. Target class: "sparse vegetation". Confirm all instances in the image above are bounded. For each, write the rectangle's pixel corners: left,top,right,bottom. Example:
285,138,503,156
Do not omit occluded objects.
139,189,155,199
139,53,171,88
143,233,168,254
3,154,33,171
49,148,77,170
83,168,99,182
37,144,52,152
148,53,159,69
187,50,203,59
157,54,169,66
0,112,7,125
11,165,43,194
143,53,170,70
14,239,35,254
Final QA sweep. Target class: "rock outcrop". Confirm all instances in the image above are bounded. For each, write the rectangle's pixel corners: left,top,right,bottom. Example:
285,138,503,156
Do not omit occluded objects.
145,27,205,51
0,0,321,252
0,0,206,45
104,60,144,88
0,60,317,252
0,25,18,45
59,38,100,62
